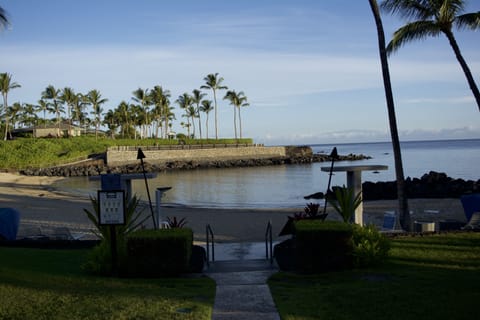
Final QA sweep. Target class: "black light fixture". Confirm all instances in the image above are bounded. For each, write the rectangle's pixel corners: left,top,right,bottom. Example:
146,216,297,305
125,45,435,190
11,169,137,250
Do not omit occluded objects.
137,148,146,160
323,147,338,215
137,148,157,229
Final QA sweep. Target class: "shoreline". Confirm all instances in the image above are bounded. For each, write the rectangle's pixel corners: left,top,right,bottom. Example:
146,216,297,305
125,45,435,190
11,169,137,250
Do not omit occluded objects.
0,173,468,243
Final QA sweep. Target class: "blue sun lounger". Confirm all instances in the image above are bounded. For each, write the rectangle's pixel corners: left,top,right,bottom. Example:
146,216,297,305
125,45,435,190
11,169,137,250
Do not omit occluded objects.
0,208,20,241
460,194,480,222
461,194,480,229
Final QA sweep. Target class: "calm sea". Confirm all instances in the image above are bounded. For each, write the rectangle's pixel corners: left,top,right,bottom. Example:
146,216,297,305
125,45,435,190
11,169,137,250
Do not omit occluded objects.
54,139,480,209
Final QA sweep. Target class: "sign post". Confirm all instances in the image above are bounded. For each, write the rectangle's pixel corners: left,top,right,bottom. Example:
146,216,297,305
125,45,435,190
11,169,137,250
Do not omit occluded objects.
98,190,126,274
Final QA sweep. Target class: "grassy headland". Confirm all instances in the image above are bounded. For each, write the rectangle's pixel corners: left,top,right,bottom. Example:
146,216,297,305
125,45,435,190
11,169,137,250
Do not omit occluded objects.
0,137,253,170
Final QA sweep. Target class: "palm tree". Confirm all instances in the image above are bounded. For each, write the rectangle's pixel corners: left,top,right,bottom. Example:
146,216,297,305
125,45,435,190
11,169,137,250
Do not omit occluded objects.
85,89,108,140
41,85,63,137
130,104,144,140
36,99,52,128
185,105,198,138
21,103,38,128
199,100,214,140
115,101,130,138
369,0,411,231
132,88,152,139
7,102,22,130
224,90,249,140
0,6,9,31
150,85,171,139
72,93,87,129
191,89,206,139
201,73,228,139
60,87,77,135
381,0,480,111
103,109,119,139
176,93,193,138
0,73,21,140
163,102,176,139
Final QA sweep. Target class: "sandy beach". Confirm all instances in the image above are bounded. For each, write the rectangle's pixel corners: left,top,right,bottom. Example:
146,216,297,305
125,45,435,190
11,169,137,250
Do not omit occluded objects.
0,172,467,243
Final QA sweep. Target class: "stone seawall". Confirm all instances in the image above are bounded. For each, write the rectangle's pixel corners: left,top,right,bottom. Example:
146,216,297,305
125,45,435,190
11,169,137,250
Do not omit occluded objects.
20,146,371,177
106,146,290,166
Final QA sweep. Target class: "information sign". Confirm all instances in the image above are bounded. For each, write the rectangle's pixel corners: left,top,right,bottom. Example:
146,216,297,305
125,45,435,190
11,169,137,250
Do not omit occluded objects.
98,190,126,225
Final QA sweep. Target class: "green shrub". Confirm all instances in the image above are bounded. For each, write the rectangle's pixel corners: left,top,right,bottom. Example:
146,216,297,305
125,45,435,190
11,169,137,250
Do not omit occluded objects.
329,185,362,223
352,224,391,268
294,220,354,273
82,194,148,275
126,228,193,277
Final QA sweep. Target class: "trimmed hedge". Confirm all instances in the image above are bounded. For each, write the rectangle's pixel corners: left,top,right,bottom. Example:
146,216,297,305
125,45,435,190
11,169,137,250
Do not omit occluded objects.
294,220,354,273
126,228,193,277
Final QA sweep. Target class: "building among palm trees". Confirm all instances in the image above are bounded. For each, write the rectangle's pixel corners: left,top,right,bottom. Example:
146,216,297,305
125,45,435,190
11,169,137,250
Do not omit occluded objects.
11,122,82,138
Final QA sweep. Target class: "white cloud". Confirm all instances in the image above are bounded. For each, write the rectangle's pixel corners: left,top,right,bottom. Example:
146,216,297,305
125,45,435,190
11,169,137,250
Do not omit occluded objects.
402,96,475,105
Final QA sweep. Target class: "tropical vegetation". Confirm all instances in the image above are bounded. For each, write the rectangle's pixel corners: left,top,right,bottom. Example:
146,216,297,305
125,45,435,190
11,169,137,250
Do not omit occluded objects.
0,72,250,141
381,0,480,111
0,5,8,30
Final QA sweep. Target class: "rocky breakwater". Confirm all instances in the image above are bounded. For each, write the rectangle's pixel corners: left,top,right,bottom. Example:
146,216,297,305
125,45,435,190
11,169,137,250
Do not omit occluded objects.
363,171,480,200
20,146,372,177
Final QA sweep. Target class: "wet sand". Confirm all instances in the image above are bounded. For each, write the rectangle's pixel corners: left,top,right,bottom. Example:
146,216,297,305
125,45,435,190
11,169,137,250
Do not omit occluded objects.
0,173,467,242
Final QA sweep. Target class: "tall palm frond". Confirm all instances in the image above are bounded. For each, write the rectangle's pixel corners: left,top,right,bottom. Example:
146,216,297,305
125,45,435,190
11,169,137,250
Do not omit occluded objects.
381,0,480,110
0,6,10,31
201,73,228,139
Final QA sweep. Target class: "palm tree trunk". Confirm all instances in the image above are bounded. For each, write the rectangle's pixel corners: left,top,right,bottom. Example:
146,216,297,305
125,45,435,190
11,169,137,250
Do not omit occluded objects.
239,107,243,139
205,114,209,140
233,106,238,140
198,113,202,140
2,93,8,140
191,116,196,138
213,90,218,139
369,0,411,231
443,30,480,112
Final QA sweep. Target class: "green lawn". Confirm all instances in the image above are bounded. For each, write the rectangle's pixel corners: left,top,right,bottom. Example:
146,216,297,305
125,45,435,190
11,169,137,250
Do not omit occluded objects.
269,232,480,320
0,247,215,320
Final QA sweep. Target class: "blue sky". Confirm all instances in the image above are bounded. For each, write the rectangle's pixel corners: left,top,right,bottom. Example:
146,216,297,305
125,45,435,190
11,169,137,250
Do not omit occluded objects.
1,0,479,145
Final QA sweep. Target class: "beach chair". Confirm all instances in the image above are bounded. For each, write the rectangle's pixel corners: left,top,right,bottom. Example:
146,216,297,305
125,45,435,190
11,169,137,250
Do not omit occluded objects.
17,226,51,240
158,221,170,229
460,194,480,222
51,227,84,240
463,212,480,230
381,211,397,231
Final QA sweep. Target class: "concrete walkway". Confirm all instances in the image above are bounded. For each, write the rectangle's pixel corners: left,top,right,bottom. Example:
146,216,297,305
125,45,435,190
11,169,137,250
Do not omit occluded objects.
207,259,280,320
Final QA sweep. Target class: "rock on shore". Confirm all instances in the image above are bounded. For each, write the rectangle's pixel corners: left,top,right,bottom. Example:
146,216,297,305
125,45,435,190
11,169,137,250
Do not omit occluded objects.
363,171,480,200
19,150,371,177
304,171,479,200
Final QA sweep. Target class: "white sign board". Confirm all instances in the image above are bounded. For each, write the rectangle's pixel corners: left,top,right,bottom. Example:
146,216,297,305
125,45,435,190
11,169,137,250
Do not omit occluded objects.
98,190,126,225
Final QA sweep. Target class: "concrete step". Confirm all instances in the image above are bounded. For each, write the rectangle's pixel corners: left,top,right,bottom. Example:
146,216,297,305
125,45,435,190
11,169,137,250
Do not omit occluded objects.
206,259,277,273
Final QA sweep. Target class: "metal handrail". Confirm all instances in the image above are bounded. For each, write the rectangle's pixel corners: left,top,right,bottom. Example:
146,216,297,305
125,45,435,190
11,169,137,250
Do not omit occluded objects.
206,224,215,266
265,220,273,264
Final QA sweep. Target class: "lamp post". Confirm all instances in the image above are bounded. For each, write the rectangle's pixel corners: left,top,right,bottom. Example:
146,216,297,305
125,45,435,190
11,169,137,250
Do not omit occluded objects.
323,147,338,215
137,148,157,229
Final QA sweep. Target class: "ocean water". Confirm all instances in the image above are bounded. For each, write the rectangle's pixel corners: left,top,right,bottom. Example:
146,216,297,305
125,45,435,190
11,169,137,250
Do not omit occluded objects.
54,139,480,209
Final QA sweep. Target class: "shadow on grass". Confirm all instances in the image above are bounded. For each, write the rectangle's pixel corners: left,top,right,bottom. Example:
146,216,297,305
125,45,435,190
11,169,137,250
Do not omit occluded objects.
0,247,215,320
